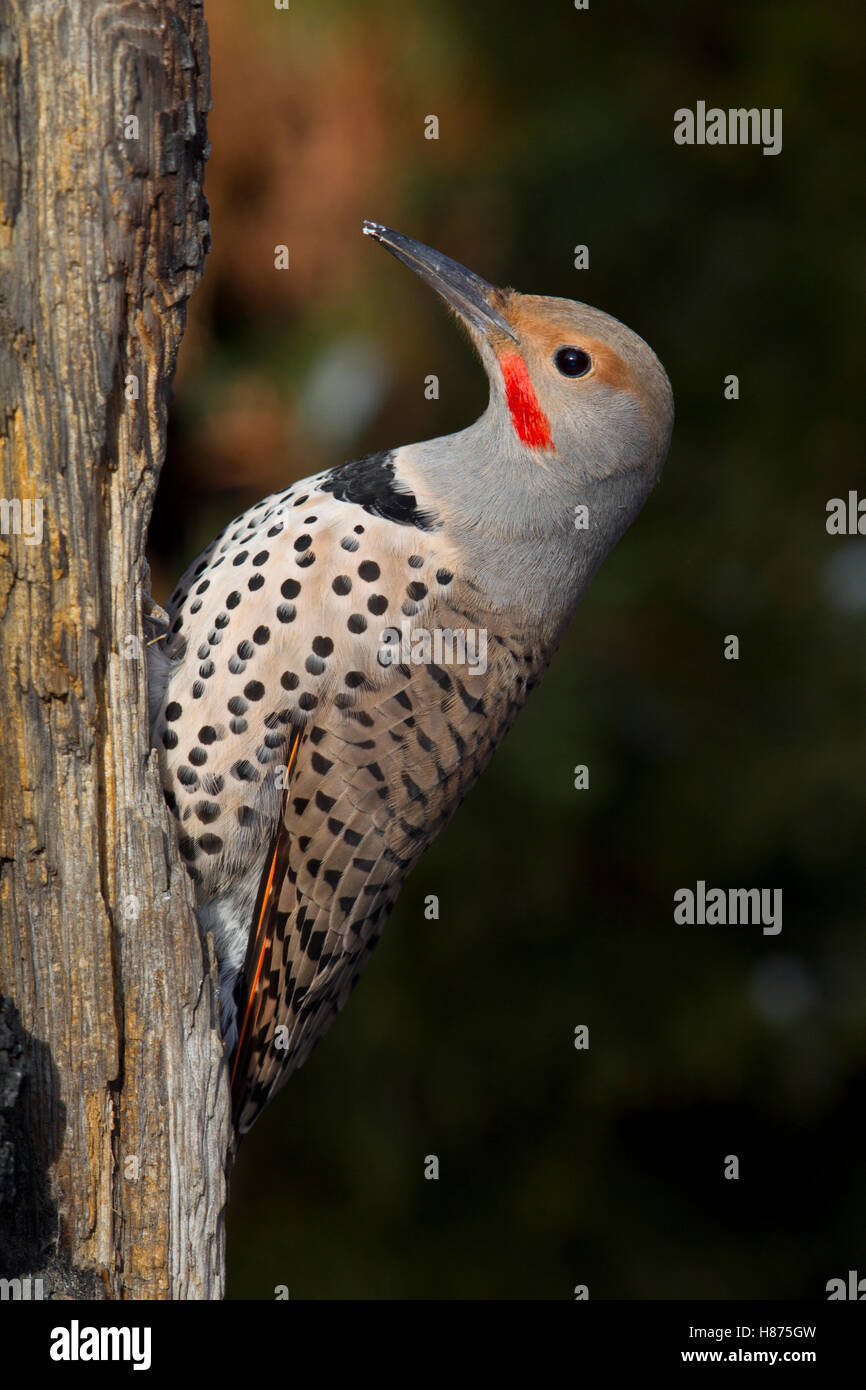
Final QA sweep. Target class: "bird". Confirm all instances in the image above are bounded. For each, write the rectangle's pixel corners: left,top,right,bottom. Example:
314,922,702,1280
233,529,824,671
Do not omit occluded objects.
148,222,674,1135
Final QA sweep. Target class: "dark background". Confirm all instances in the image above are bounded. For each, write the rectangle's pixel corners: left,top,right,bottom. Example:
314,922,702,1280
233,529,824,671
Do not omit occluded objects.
148,0,866,1298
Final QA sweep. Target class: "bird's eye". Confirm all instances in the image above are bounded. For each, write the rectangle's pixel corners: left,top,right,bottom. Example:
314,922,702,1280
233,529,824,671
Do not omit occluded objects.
554,346,591,378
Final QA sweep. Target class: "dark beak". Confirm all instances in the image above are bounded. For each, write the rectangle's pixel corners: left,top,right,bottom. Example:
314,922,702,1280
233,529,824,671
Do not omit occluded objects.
363,221,518,343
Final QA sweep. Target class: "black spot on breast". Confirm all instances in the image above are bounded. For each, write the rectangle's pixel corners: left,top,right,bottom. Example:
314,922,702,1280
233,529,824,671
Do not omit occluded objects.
319,451,440,530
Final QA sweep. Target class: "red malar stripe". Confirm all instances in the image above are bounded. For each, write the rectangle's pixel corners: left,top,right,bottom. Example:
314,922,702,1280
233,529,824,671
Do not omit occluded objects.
500,353,554,451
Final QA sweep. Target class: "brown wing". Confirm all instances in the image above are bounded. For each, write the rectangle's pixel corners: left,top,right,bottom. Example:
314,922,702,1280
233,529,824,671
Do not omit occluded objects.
229,615,533,1134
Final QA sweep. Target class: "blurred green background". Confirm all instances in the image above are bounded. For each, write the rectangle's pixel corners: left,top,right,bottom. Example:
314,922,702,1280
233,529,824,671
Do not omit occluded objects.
148,0,866,1298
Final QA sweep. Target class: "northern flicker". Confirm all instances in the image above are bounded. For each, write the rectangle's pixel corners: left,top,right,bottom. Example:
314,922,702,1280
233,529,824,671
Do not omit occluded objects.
149,222,674,1134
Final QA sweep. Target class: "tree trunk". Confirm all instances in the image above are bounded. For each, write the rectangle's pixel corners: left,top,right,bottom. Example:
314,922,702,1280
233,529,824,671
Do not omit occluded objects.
0,0,229,1299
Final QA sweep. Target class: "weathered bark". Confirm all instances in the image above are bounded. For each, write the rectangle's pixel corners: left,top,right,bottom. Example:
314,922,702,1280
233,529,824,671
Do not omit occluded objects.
0,0,229,1298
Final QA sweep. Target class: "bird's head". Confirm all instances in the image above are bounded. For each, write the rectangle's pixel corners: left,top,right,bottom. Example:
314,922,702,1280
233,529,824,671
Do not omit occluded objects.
363,221,673,494
363,222,673,624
